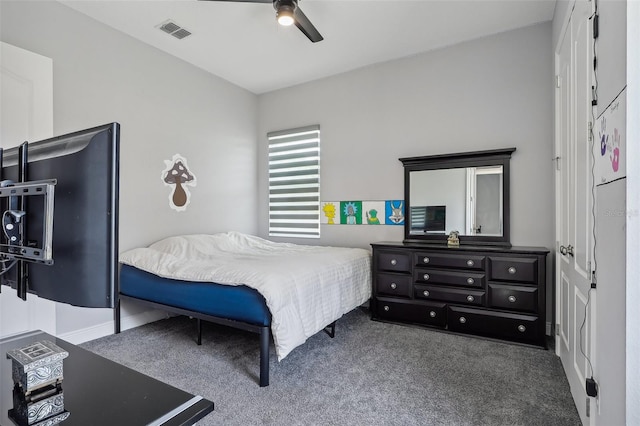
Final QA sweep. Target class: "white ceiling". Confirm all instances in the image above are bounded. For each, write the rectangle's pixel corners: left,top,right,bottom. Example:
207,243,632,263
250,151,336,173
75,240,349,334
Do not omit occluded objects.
60,0,556,94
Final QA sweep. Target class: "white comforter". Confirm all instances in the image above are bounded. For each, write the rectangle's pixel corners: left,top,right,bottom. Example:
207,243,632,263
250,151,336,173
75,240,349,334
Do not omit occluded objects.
119,232,371,361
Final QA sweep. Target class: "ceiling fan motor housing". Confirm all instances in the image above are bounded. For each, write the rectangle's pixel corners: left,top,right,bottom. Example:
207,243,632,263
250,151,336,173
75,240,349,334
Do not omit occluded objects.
274,0,297,14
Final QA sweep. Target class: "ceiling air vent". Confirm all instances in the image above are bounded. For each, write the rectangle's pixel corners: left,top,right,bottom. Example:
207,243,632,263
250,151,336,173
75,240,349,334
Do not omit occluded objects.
157,20,192,40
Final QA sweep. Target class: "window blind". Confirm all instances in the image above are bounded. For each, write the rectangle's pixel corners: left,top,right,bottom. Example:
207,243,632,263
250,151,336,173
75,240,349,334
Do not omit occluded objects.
268,125,320,238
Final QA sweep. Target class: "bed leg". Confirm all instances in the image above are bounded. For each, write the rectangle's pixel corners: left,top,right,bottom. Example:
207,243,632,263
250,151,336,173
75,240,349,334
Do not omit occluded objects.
196,318,202,346
114,297,121,334
323,321,336,338
259,326,270,387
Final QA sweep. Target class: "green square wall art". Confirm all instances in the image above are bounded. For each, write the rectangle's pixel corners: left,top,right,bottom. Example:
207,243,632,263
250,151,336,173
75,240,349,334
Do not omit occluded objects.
340,201,362,225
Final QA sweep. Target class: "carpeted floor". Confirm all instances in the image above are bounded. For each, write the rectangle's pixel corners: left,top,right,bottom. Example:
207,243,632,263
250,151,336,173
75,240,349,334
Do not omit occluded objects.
81,308,581,426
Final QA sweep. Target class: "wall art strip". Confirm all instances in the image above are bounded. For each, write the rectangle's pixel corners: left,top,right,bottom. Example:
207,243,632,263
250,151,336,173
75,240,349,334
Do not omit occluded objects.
321,200,404,225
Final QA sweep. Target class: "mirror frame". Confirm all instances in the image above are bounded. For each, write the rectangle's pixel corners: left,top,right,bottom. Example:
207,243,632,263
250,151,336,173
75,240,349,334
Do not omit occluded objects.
400,147,516,246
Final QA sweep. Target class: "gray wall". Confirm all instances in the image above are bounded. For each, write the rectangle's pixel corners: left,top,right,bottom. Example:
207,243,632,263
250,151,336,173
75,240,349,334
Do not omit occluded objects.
626,2,640,423
258,22,554,252
258,23,554,329
0,1,259,335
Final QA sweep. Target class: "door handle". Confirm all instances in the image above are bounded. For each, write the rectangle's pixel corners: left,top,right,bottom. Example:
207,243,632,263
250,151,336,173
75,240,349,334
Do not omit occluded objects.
560,245,574,257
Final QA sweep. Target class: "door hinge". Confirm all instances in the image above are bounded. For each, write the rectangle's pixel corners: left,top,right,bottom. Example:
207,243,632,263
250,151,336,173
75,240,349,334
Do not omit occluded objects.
556,75,561,88
553,156,561,171
555,324,560,336
588,122,593,141
586,397,591,417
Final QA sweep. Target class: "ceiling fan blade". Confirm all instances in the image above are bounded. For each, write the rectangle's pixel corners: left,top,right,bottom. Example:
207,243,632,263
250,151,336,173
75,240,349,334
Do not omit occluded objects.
294,6,323,43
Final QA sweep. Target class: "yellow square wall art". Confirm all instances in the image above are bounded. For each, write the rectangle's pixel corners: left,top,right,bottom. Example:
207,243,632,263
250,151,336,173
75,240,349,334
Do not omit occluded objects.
321,202,339,224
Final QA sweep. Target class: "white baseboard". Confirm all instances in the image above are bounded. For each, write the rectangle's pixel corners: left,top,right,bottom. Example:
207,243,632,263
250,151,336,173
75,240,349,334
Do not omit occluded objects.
58,312,557,345
58,309,169,345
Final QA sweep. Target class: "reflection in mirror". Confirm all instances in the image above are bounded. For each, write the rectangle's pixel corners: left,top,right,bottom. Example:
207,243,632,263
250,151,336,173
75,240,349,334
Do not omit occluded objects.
409,166,503,236
468,166,503,235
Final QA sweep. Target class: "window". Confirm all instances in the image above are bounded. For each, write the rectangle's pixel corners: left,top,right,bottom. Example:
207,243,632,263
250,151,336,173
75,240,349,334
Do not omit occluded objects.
268,125,320,238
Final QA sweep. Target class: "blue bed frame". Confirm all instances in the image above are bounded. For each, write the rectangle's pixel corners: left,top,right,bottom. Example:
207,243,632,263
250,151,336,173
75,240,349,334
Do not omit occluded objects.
114,265,336,387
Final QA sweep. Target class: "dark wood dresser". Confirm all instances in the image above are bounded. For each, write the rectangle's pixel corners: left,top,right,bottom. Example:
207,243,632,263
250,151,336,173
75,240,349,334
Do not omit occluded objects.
371,242,549,347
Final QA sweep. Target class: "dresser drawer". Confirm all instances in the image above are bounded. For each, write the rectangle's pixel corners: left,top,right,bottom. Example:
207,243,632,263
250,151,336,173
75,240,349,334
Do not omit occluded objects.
488,284,538,313
414,268,485,288
415,285,485,306
489,257,538,283
376,273,412,298
415,252,485,270
447,306,541,343
376,251,411,273
375,297,446,327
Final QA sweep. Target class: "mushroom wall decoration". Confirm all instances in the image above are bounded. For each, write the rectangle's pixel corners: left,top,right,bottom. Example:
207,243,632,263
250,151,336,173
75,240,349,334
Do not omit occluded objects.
161,154,197,211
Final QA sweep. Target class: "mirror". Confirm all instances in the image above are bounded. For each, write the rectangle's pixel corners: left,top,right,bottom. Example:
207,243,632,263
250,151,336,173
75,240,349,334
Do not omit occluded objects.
400,148,515,246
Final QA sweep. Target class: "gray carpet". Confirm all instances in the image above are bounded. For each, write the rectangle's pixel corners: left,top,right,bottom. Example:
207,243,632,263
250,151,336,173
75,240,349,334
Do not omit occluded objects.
81,308,581,426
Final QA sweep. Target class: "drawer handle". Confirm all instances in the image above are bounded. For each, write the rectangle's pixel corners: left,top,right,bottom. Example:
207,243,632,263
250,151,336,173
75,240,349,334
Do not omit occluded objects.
390,283,397,289
467,259,474,267
423,290,430,297
466,295,475,302
459,316,467,324
508,266,517,274
508,295,517,303
518,324,526,333
391,259,397,266
429,311,436,318
466,277,475,285
423,257,430,264
383,305,390,312
423,273,430,281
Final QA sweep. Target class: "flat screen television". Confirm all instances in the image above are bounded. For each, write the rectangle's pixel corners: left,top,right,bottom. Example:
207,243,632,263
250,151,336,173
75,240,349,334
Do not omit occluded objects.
424,205,446,232
410,205,446,234
0,123,120,308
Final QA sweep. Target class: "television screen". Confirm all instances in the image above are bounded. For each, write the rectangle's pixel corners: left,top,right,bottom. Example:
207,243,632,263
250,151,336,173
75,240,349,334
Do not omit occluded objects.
410,205,446,233
0,123,119,308
424,205,446,232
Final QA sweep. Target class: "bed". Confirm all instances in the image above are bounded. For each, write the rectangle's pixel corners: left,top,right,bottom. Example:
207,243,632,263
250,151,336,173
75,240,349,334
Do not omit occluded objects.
114,232,371,386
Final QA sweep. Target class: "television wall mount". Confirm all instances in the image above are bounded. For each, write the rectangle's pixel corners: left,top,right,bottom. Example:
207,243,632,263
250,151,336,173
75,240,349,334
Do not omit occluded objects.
0,179,56,264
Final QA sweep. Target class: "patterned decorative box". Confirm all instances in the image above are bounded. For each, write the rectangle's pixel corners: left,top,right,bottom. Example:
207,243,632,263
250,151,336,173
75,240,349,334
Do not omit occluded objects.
10,384,70,426
9,411,70,426
6,340,69,394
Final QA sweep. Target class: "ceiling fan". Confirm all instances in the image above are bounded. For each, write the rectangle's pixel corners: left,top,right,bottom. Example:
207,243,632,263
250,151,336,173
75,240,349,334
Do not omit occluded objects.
199,0,323,43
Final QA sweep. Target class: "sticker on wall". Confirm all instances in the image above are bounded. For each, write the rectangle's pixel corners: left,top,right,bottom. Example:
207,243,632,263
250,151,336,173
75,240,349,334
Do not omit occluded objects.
385,200,405,225
162,154,197,211
340,201,363,225
321,202,339,224
363,201,385,225
596,88,626,185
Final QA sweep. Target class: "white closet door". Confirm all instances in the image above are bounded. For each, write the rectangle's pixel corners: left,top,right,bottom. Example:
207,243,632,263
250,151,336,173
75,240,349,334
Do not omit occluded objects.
555,1,596,424
0,41,56,337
